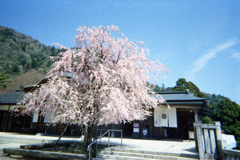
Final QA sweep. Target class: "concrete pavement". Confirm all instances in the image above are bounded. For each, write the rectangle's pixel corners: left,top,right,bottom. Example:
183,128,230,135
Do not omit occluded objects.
0,132,198,159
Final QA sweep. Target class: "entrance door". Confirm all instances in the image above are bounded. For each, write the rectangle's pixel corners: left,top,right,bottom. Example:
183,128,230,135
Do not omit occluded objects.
176,109,195,139
123,122,133,137
12,115,25,132
6,112,14,132
0,112,8,131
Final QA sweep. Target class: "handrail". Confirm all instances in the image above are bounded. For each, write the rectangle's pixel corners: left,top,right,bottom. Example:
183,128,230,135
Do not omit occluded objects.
87,129,109,151
87,129,122,160
223,149,240,159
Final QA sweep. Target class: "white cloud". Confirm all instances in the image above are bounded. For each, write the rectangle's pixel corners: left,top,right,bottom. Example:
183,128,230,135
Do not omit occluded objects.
229,52,240,62
188,39,238,80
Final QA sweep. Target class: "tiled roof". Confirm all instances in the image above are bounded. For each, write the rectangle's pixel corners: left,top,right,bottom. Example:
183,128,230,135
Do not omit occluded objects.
22,73,72,92
151,91,206,105
0,91,25,104
157,91,205,101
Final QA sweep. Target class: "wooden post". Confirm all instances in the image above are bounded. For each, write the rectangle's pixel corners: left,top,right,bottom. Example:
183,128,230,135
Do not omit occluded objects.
215,121,223,160
36,113,40,133
10,112,14,132
195,121,205,160
194,110,199,151
149,113,153,139
111,124,115,137
202,124,214,159
22,116,26,133
4,112,9,132
194,123,198,151
203,128,211,154
4,105,11,132
194,109,199,122
209,129,217,156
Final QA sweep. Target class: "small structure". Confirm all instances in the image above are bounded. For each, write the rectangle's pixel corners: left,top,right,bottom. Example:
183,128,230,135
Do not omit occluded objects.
0,91,32,132
121,91,207,139
222,134,237,150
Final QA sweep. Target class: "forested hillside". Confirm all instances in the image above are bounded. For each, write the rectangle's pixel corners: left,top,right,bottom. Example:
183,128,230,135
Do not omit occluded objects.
0,26,66,93
0,26,64,74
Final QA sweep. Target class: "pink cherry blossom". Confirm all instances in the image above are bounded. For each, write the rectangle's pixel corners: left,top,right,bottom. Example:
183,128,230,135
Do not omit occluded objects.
20,25,169,127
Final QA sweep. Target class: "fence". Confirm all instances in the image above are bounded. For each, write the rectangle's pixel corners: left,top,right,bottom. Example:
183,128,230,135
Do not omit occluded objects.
222,149,240,160
194,121,223,160
194,121,240,160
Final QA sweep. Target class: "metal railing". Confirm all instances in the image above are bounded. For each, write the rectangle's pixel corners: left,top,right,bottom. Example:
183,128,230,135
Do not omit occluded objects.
87,129,122,160
223,149,240,159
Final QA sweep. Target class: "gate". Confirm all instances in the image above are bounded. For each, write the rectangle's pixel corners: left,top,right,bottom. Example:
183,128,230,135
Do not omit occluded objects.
194,121,223,160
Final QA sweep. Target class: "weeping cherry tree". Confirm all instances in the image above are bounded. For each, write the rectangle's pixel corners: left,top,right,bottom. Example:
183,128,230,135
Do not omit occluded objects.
18,25,169,153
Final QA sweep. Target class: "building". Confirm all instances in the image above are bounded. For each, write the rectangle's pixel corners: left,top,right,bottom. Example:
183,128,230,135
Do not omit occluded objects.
121,91,207,139
0,76,207,139
0,91,32,133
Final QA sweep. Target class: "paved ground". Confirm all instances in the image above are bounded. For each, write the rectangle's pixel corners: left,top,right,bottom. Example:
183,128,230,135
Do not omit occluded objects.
0,132,198,159
113,138,196,153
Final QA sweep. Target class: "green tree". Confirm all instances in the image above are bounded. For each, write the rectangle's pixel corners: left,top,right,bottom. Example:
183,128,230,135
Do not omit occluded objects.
171,78,204,98
50,46,57,56
11,63,21,74
0,72,11,89
210,99,240,149
171,78,211,123
187,81,205,98
171,78,188,91
0,28,13,37
200,116,213,124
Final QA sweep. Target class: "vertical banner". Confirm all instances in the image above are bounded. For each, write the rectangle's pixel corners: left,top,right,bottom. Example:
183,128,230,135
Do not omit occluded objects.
160,108,168,127
169,107,177,128
154,107,161,127
154,107,168,127
154,107,178,128
32,111,38,122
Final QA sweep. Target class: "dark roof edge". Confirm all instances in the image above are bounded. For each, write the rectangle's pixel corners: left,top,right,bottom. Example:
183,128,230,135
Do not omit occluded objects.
166,99,206,101
21,73,72,92
21,76,47,90
155,91,188,94
0,102,20,105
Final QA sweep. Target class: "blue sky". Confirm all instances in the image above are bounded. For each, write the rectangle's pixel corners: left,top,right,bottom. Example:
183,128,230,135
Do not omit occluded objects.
1,0,240,103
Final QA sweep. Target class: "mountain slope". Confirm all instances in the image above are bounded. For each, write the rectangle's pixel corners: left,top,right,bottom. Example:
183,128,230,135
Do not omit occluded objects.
0,26,63,74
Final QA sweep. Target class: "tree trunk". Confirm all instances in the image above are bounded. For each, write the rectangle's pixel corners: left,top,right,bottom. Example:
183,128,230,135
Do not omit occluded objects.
86,125,93,149
53,124,68,151
83,125,88,149
93,124,97,157
83,124,97,159
44,124,51,135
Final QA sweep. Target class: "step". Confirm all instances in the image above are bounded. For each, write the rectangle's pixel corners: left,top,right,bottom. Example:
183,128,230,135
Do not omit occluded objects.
94,159,120,160
97,152,198,160
96,154,198,160
104,148,199,159
95,147,199,160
